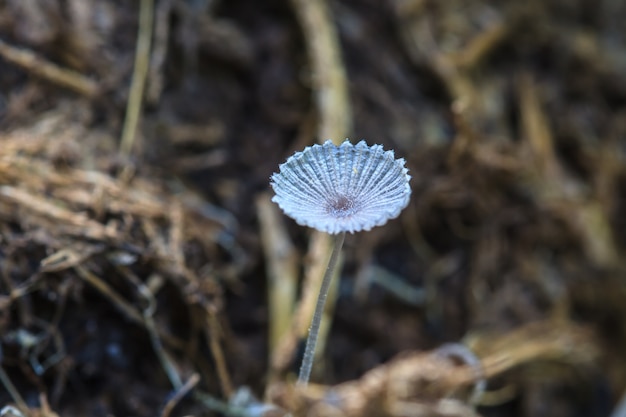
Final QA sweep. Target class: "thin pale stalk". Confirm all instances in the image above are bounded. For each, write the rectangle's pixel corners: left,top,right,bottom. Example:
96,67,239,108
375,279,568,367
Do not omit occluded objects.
297,231,346,386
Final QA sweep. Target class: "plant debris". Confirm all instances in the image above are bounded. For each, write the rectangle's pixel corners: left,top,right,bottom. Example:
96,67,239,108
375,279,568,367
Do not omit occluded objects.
1,0,626,416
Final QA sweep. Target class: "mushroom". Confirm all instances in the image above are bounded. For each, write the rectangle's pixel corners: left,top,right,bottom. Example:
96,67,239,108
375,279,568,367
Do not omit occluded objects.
271,139,411,385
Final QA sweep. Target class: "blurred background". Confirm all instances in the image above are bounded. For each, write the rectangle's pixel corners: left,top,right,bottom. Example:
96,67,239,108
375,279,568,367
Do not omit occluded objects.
1,0,625,416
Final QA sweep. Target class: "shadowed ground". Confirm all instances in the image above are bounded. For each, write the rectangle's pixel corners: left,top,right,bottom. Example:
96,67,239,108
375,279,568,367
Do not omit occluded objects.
0,0,625,416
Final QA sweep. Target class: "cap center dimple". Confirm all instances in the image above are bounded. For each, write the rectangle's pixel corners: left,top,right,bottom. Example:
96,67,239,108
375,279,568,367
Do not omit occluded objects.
327,195,357,218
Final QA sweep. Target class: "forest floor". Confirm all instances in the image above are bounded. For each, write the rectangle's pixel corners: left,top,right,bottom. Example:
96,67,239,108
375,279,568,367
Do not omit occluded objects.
1,0,626,416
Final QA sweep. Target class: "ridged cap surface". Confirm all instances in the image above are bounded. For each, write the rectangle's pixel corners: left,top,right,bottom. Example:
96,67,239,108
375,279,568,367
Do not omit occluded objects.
271,140,411,234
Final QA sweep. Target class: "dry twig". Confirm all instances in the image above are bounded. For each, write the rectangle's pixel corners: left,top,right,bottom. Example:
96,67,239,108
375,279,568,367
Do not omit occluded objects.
0,39,99,98
119,0,155,157
256,194,298,359
161,373,200,417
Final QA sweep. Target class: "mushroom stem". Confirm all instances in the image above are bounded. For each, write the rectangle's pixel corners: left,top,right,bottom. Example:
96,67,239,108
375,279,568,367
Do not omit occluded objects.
297,231,346,386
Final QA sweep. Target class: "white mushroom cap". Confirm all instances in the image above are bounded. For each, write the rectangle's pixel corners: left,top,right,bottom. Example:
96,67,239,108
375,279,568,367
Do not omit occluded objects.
271,140,411,234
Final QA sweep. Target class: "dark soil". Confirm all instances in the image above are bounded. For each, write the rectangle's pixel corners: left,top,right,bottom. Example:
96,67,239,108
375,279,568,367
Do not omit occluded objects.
1,0,625,416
